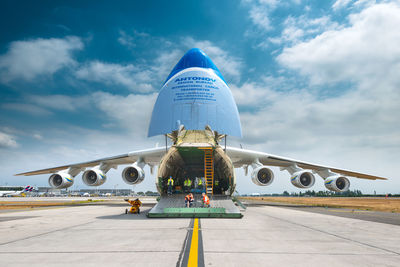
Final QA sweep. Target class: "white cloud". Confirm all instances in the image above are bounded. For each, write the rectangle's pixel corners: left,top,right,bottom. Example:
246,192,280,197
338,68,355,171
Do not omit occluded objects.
244,0,280,31
118,30,150,49
14,91,158,138
258,0,279,5
33,133,43,140
238,82,399,149
0,132,18,148
2,94,92,115
75,61,153,93
2,103,53,116
268,3,400,153
245,0,340,48
28,94,90,112
229,3,400,193
78,34,241,89
231,82,276,107
353,0,377,9
183,38,243,81
249,5,272,31
270,15,340,45
92,92,158,137
118,30,135,48
0,90,162,189
151,49,183,82
332,0,353,10
229,76,399,193
0,36,83,83
277,3,400,87
0,123,161,190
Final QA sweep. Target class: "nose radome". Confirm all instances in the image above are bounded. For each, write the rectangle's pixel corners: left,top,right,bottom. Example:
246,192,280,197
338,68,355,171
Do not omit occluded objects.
176,48,216,69
164,48,225,83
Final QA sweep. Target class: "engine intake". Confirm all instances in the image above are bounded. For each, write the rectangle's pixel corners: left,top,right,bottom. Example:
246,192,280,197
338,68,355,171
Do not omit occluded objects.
251,166,274,186
324,176,350,192
291,171,315,189
82,169,107,186
122,164,145,185
48,172,74,189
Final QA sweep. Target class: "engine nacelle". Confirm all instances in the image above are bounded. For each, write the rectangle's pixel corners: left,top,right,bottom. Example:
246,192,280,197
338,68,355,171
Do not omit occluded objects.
291,171,315,189
324,176,350,192
122,164,145,185
251,166,274,186
82,169,107,186
48,172,74,189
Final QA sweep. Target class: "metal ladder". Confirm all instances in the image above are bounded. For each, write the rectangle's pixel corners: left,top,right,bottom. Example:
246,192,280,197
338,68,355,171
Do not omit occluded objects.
203,148,214,195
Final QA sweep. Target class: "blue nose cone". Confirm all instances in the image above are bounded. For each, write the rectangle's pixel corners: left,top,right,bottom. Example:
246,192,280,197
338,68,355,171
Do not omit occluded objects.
164,48,225,83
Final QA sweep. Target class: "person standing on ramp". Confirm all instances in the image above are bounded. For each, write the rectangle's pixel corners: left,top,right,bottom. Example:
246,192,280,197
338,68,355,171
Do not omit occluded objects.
167,176,174,195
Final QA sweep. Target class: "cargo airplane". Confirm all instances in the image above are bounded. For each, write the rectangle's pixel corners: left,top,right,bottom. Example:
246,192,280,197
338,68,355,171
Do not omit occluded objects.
16,48,387,196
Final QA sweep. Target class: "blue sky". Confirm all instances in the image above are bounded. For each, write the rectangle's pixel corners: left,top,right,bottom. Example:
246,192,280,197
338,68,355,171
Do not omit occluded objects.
0,0,399,194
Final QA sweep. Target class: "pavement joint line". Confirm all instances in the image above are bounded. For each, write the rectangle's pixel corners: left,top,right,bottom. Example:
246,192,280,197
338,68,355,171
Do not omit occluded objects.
255,209,400,256
0,220,97,246
198,219,205,267
250,202,400,226
177,218,194,267
64,228,188,231
0,250,182,254
202,251,397,255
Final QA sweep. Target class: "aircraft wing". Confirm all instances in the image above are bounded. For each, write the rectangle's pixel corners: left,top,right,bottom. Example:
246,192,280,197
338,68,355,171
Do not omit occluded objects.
226,146,387,180
15,147,168,176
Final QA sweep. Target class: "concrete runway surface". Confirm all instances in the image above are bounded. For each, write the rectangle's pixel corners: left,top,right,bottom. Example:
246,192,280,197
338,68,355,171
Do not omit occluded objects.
244,200,400,226
0,200,399,266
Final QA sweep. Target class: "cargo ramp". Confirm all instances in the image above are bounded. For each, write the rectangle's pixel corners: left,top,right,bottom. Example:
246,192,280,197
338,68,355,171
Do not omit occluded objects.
147,194,243,218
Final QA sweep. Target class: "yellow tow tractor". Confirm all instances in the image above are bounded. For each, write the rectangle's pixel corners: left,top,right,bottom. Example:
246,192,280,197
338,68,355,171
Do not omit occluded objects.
124,198,142,214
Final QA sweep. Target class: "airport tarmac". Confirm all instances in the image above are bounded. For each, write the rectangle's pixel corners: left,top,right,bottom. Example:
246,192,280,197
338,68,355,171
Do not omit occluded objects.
0,199,399,266
243,200,400,226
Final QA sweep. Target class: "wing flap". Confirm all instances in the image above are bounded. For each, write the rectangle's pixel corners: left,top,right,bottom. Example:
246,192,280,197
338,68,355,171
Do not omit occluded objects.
15,147,167,176
226,147,387,180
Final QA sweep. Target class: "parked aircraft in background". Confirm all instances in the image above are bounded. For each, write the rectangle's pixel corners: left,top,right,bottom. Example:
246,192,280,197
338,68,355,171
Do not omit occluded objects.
15,48,387,196
0,185,33,197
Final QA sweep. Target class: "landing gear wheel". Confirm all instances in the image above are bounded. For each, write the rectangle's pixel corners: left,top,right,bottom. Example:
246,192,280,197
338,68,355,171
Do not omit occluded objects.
138,208,140,214
125,208,128,214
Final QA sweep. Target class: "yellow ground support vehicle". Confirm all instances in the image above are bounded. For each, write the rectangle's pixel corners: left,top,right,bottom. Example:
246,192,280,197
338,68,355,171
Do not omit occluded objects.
124,198,142,214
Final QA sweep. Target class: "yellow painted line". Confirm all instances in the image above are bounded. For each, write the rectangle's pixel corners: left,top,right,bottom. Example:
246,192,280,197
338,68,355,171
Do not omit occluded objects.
188,218,199,267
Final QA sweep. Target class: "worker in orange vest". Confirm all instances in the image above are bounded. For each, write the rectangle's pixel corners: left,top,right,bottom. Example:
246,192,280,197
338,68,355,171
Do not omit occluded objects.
185,193,194,207
189,193,194,207
202,192,210,208
184,194,190,207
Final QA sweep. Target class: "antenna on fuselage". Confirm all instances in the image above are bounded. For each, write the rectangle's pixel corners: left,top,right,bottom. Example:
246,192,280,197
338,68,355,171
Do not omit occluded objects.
225,135,227,153
165,134,168,153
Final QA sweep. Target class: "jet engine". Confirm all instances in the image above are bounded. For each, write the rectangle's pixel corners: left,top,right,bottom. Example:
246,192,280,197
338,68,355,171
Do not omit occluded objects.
122,164,145,185
82,169,107,186
291,171,315,189
251,166,274,186
324,176,350,192
48,172,74,189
